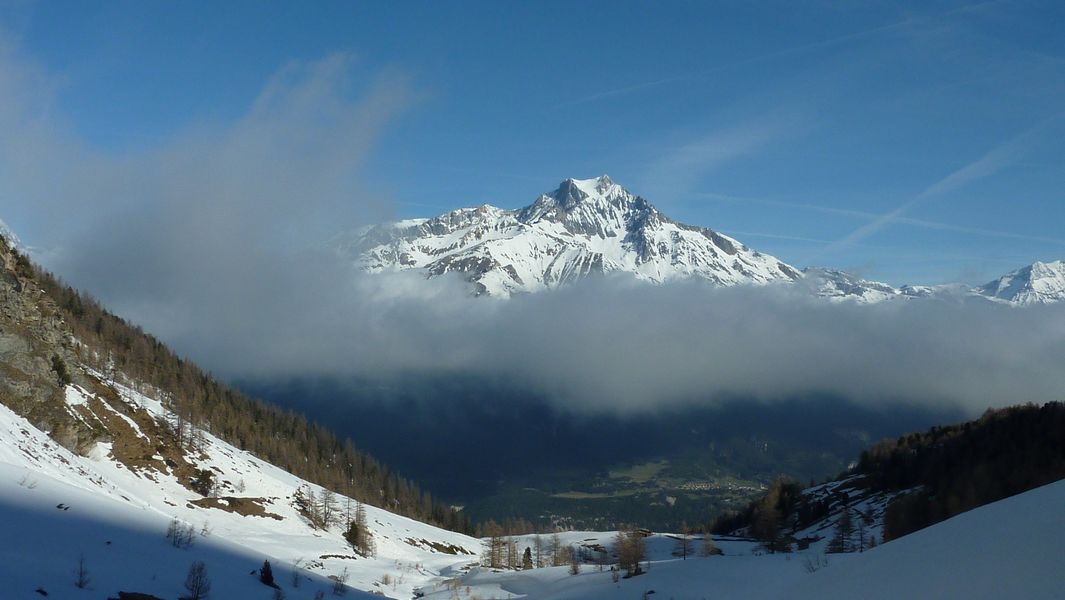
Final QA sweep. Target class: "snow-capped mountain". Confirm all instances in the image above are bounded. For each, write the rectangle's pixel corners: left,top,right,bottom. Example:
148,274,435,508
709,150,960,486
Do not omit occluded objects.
801,268,907,304
802,268,982,304
346,175,802,296
976,260,1065,305
347,176,1064,305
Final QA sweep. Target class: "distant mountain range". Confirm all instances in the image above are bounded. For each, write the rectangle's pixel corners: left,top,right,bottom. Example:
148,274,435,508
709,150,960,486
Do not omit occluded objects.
344,175,1065,305
346,175,800,296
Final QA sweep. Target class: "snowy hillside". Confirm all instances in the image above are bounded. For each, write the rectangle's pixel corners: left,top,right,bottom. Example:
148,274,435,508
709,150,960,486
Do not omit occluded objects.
0,377,480,599
345,175,802,296
425,479,1065,599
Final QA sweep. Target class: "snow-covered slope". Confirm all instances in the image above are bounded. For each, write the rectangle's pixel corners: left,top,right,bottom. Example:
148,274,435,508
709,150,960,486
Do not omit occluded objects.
791,476,1065,599
346,175,802,296
976,260,1065,305
0,377,480,599
432,479,1065,599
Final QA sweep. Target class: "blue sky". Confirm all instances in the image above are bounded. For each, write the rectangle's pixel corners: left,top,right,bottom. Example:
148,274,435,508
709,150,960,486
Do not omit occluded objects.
2,0,1064,285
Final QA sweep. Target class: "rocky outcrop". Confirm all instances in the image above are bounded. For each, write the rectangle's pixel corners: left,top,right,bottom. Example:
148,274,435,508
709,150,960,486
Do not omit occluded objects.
0,238,91,440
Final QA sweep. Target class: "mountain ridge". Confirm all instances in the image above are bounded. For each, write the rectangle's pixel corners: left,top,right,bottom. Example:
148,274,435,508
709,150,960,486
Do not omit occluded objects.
977,260,1065,305
346,175,1065,305
347,175,802,296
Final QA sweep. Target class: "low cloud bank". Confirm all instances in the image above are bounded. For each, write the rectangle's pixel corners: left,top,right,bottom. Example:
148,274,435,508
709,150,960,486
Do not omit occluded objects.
283,276,1065,415
3,38,1064,417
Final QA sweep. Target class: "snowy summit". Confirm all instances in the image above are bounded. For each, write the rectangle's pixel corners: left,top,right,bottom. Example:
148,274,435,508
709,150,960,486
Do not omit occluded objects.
976,260,1065,305
345,175,801,296
345,176,1065,305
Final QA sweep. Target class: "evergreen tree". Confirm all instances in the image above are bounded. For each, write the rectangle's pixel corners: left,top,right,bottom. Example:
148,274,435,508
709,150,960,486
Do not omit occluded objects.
260,560,276,587
50,354,71,386
828,508,854,553
344,501,375,556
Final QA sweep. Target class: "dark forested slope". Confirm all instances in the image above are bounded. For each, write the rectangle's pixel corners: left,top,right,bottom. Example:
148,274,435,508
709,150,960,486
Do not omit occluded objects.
713,402,1065,546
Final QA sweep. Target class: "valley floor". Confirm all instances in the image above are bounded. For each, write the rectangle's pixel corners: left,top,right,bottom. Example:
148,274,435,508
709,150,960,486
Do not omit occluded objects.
424,478,1065,600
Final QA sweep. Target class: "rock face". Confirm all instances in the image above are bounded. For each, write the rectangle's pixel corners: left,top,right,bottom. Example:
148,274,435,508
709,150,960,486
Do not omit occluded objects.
0,219,20,251
345,175,802,296
0,238,88,440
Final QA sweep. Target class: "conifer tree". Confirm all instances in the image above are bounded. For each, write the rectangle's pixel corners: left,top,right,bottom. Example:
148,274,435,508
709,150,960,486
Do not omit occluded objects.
260,560,275,587
344,501,374,556
828,508,854,553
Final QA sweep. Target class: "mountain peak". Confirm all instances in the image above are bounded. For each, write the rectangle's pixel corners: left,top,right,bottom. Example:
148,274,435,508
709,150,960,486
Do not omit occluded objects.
350,176,800,295
344,179,1064,304
978,259,1065,305
552,174,624,210
566,174,615,195
1031,259,1065,274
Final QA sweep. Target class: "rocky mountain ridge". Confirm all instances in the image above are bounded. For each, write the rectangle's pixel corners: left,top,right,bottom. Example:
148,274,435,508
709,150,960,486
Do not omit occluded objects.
345,176,1065,305
347,175,801,296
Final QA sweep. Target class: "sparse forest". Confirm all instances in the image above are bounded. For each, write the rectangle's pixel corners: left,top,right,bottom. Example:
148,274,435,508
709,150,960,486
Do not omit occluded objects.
10,241,471,534
711,402,1065,548
860,402,1065,540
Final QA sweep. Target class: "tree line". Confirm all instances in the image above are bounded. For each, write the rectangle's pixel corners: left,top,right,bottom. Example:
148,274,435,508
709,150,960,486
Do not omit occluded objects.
858,401,1065,540
14,243,471,534
710,401,1065,549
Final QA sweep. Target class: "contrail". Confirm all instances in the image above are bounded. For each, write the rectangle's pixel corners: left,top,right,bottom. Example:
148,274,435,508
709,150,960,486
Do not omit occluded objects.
815,112,1064,260
698,191,1065,247
558,0,1007,107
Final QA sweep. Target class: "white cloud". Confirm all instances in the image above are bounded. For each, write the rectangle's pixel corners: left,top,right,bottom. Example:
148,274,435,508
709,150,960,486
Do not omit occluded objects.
3,31,1064,421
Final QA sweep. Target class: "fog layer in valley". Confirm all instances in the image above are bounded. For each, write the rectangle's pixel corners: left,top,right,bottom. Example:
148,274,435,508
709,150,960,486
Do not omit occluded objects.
3,40,1064,418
